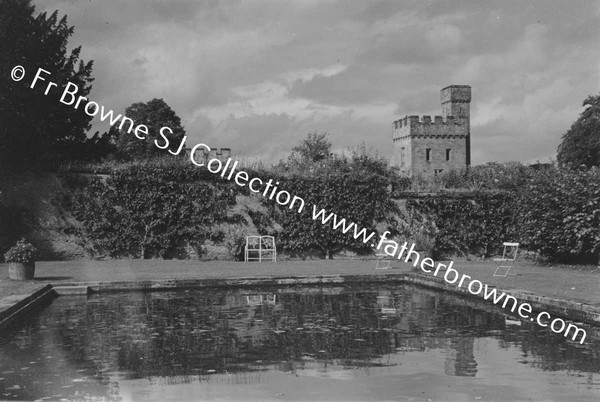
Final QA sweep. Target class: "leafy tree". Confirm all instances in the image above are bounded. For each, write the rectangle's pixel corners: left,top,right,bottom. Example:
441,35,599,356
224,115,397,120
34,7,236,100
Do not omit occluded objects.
270,173,391,259
67,161,238,258
115,98,186,160
557,94,600,169
0,0,94,169
0,203,27,260
515,166,600,263
289,131,332,164
408,193,517,259
270,145,399,259
84,127,119,161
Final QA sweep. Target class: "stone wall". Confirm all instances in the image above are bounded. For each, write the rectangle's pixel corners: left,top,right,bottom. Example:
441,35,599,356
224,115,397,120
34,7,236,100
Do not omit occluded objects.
393,115,468,175
184,147,232,165
410,136,468,175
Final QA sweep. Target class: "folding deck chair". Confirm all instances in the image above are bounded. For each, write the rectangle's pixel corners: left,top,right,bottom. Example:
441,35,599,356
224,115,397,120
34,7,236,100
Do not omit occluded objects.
493,242,519,277
377,294,397,314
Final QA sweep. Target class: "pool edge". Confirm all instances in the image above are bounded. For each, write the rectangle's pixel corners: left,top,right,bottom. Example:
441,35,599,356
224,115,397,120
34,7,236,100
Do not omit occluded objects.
0,284,58,330
1,273,599,334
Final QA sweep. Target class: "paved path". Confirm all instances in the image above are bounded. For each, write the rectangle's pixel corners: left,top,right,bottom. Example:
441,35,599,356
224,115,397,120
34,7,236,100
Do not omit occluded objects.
1,258,599,305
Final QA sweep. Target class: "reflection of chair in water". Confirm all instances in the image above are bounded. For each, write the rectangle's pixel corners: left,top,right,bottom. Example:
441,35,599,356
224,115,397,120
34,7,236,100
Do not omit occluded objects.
245,294,277,305
245,235,276,262
375,240,396,269
246,295,263,305
505,316,522,326
493,242,519,277
377,295,397,314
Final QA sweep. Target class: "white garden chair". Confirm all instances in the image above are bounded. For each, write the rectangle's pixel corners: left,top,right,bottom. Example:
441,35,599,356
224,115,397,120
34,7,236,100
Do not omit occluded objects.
244,235,276,262
493,242,519,277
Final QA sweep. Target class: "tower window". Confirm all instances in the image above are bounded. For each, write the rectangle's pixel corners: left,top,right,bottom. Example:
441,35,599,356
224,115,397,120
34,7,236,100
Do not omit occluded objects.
446,149,451,161
400,147,405,166
426,148,432,162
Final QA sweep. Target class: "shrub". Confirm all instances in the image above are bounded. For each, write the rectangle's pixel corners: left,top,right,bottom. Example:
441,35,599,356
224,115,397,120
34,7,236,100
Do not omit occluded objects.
64,161,240,258
0,204,26,260
224,227,248,261
4,239,37,263
246,208,274,235
269,170,397,259
515,166,600,263
406,192,517,259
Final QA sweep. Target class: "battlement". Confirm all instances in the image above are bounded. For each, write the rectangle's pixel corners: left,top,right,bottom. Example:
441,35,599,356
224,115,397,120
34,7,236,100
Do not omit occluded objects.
441,85,471,104
184,147,232,164
393,115,466,129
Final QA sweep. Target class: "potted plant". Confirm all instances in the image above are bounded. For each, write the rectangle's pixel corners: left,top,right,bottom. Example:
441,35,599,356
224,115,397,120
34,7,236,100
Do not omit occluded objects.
4,239,38,280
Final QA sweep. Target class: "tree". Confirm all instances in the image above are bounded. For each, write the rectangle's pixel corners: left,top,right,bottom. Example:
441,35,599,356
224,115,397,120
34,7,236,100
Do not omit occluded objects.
515,166,600,264
82,127,118,162
68,162,238,258
115,98,186,160
270,172,392,259
271,144,399,259
557,94,600,169
0,0,94,169
290,131,332,163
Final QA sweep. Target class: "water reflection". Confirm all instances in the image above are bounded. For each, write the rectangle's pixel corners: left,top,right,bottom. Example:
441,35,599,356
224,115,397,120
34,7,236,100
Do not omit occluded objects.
0,284,599,401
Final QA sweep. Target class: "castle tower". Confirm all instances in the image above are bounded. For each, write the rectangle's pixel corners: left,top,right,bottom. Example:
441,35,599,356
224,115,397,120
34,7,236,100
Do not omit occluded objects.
441,85,471,167
393,85,471,176
441,85,471,121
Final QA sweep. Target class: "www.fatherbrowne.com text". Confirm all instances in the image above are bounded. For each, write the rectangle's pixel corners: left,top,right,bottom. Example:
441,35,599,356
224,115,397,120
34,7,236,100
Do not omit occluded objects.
13,65,587,344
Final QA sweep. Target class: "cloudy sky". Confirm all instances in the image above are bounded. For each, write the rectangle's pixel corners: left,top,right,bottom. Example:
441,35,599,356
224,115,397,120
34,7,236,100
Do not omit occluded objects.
39,0,600,165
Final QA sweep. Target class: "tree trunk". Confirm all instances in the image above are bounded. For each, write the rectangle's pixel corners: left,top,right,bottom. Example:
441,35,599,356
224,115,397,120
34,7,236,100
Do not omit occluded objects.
141,223,150,259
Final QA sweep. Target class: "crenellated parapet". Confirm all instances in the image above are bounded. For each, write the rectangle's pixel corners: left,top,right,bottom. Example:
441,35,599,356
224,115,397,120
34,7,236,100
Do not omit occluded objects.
393,115,468,129
393,115,468,141
184,147,232,164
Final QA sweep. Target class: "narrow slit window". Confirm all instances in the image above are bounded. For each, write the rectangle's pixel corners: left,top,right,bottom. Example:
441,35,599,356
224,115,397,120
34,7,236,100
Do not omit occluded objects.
426,148,431,162
446,148,451,161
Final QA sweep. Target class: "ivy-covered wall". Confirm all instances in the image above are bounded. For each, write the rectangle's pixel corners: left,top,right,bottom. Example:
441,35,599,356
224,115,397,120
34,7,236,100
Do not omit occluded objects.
401,167,600,264
7,162,598,264
62,163,243,259
267,171,397,259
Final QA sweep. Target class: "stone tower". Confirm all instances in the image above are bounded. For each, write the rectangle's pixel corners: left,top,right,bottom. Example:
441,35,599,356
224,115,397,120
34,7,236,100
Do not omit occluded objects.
393,85,471,176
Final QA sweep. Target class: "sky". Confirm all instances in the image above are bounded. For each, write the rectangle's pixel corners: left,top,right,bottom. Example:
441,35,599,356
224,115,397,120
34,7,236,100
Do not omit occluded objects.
38,0,600,165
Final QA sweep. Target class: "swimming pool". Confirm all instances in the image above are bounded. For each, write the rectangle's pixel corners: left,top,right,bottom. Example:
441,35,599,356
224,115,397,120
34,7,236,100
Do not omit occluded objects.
1,284,599,401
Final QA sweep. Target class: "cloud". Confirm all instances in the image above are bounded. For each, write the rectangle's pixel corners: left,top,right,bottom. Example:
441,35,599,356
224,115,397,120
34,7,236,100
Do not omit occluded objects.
37,0,600,165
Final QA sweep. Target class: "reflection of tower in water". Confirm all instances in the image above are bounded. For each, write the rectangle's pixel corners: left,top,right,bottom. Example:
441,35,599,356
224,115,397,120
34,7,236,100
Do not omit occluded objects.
444,337,478,376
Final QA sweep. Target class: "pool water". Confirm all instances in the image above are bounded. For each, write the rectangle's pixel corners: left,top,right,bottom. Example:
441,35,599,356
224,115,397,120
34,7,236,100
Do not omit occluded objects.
1,284,599,401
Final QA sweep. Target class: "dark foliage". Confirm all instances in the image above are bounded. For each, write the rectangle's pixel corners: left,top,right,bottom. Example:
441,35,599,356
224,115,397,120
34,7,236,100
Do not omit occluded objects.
64,161,239,258
115,98,186,160
515,166,600,263
0,203,27,261
0,0,94,170
268,145,399,259
557,93,600,169
270,172,393,259
407,192,517,259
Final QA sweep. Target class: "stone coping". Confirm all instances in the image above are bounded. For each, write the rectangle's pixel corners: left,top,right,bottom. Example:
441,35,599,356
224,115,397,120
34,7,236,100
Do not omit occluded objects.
1,273,599,336
0,284,57,330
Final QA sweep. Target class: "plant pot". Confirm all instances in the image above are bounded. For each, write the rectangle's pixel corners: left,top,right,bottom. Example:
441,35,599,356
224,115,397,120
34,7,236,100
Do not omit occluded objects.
8,262,35,280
